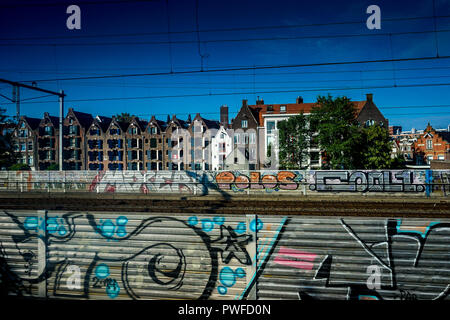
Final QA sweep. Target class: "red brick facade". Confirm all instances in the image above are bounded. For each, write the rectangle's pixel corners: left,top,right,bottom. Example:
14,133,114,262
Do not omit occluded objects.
413,124,450,164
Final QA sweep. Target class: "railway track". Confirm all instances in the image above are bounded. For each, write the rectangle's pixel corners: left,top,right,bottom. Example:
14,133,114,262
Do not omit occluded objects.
1,193,449,218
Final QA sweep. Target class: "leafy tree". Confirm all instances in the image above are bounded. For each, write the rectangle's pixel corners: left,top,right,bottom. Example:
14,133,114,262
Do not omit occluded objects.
45,163,60,171
0,108,17,170
8,163,30,171
358,124,406,169
278,113,311,169
114,112,135,123
310,95,363,169
359,124,395,169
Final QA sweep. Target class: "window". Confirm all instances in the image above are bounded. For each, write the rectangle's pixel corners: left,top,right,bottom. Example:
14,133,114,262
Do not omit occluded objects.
365,119,375,127
44,126,53,135
267,105,274,112
234,133,240,144
243,133,249,144
250,148,256,160
267,121,275,134
241,120,248,128
28,141,33,151
426,139,433,150
438,155,445,160
28,156,33,165
249,132,256,144
280,105,286,113
69,125,78,135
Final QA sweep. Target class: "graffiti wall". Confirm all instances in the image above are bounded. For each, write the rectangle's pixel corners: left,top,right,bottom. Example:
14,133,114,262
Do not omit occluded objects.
0,169,449,196
1,210,449,300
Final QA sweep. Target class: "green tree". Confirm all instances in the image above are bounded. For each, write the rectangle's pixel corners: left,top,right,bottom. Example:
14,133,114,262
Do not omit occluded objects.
359,124,406,169
310,95,363,169
114,112,135,123
0,108,17,170
278,113,311,169
360,124,394,169
45,163,60,171
8,163,30,171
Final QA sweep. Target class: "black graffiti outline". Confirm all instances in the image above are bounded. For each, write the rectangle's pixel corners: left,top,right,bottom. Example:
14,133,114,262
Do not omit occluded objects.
309,170,426,193
211,225,252,265
298,219,450,300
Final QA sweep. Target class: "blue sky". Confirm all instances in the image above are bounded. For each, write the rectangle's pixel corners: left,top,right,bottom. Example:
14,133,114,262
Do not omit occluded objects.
0,0,450,131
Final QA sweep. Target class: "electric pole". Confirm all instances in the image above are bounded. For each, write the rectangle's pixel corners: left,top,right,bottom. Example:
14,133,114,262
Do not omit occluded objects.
0,78,66,171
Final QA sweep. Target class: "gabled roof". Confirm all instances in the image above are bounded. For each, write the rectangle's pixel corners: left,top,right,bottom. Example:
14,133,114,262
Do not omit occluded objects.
247,97,368,125
126,116,148,132
107,116,129,132
41,112,59,128
21,116,41,131
146,115,167,131
168,115,189,129
191,113,220,130
67,108,94,129
89,115,112,133
95,115,112,132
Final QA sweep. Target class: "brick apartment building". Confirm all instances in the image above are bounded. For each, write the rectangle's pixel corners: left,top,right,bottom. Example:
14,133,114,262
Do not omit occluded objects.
63,108,94,170
143,115,167,171
86,115,112,171
230,93,388,169
10,93,389,171
12,116,40,169
37,112,60,170
413,124,450,164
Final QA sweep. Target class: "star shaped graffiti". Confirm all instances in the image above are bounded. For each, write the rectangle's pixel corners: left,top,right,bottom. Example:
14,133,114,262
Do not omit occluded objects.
210,225,252,265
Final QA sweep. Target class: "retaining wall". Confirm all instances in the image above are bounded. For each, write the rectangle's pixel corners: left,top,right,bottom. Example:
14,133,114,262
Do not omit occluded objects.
0,169,449,197
1,210,449,300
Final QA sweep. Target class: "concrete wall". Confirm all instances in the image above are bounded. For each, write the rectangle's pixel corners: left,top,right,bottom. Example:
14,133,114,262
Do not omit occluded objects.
1,210,449,300
0,169,449,197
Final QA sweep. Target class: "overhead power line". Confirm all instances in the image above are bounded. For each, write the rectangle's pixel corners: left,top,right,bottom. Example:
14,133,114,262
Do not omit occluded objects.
24,74,450,89
5,81,450,105
4,64,450,77
2,29,449,47
17,55,450,83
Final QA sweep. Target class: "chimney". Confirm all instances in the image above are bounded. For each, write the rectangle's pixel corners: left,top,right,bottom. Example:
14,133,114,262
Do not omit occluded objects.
366,93,373,102
296,96,303,104
256,96,264,105
242,99,248,107
220,105,229,127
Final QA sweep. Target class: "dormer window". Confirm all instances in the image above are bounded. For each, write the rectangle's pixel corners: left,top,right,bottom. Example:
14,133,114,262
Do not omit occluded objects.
267,105,274,112
280,105,286,113
241,120,248,128
365,119,375,127
128,126,138,135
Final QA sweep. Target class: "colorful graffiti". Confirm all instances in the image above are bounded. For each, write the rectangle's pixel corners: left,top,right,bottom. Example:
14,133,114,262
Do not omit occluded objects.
0,211,285,299
1,170,449,196
1,211,450,300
